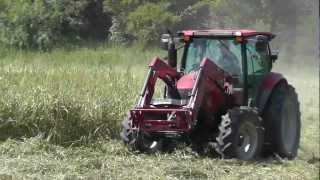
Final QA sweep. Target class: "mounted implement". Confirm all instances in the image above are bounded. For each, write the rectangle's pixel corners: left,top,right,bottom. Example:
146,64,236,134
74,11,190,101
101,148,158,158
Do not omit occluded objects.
121,29,301,160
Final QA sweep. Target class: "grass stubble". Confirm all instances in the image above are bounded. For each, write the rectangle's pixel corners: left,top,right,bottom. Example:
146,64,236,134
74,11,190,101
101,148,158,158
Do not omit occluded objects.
0,46,318,179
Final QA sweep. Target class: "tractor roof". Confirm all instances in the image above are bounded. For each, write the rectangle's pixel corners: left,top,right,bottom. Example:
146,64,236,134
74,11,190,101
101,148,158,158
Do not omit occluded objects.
181,29,275,39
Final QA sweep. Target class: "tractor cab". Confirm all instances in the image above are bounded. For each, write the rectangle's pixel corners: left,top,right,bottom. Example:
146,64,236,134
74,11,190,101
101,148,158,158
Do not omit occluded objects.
161,30,277,106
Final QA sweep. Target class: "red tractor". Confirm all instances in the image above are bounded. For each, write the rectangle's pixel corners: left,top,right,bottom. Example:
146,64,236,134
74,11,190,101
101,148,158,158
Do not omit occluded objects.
121,29,301,160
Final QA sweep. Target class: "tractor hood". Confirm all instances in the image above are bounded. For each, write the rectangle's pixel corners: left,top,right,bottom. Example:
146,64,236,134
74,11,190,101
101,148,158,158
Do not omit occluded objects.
176,72,197,90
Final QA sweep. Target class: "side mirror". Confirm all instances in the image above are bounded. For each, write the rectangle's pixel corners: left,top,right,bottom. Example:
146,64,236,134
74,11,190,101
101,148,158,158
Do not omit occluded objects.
255,35,268,53
270,51,279,62
160,33,177,68
161,34,170,50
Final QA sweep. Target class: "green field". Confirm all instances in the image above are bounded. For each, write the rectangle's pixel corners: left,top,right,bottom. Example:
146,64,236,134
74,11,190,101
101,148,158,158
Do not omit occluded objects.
0,45,318,179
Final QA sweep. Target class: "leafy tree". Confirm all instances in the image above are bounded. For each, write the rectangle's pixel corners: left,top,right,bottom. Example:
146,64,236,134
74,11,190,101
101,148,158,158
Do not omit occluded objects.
104,0,212,45
104,0,142,43
0,0,63,49
0,0,311,49
0,0,111,50
126,2,180,44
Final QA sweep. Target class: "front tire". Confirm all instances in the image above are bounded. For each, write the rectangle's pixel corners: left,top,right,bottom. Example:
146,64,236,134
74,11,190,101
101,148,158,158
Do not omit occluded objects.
215,107,264,160
120,115,162,153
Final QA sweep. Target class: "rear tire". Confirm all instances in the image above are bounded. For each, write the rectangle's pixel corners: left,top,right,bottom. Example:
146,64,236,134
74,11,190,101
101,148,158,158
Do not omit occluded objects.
263,82,301,159
215,107,264,160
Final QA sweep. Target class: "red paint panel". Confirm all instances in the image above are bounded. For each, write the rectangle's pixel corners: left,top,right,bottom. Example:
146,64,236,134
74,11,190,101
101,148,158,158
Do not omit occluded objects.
210,85,225,112
130,109,193,132
149,57,180,78
261,72,285,91
140,120,189,132
176,73,196,90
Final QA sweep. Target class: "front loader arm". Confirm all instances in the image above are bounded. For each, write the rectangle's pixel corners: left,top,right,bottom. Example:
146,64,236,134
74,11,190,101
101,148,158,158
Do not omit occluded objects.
187,58,231,124
138,57,181,108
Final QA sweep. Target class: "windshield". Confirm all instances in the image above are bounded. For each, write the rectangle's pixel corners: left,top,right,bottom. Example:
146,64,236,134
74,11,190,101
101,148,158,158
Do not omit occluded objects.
184,38,242,75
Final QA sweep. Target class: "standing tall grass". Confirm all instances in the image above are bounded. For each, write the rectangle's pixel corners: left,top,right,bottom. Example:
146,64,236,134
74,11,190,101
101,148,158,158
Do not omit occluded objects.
0,44,164,145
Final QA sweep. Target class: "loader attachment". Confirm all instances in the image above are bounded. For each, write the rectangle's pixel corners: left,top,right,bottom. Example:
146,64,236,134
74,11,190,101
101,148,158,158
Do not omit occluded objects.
130,57,230,137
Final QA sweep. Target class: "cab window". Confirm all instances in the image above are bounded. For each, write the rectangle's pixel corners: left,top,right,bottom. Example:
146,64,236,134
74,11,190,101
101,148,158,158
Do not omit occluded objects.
246,36,270,75
184,38,242,76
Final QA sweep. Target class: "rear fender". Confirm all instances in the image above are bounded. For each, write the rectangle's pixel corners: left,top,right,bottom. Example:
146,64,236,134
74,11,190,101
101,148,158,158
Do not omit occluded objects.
256,72,287,113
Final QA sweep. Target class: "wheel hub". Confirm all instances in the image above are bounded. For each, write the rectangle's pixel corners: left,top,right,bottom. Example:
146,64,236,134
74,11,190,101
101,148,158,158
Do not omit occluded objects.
237,121,258,156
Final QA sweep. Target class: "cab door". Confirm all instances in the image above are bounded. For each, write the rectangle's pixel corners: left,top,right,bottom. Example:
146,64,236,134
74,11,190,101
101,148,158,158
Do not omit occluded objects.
245,36,272,105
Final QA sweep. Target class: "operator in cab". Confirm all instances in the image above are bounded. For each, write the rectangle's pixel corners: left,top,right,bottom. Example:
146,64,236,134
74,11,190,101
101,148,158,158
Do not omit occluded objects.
186,38,241,77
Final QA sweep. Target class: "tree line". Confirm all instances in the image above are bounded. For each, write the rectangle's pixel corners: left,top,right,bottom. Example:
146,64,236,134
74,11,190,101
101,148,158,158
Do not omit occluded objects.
0,0,313,50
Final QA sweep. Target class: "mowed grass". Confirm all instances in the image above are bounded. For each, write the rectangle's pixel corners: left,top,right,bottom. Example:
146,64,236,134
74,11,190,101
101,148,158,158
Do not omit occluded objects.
0,45,318,179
